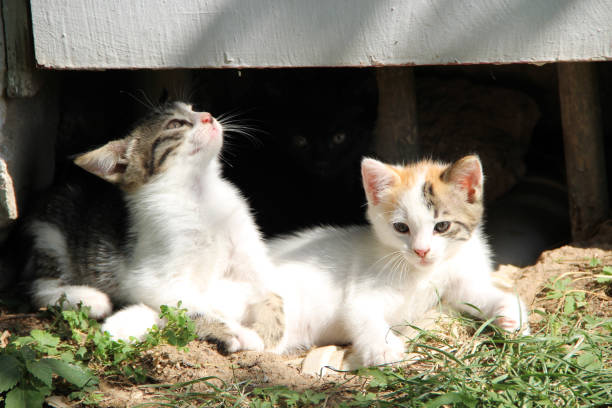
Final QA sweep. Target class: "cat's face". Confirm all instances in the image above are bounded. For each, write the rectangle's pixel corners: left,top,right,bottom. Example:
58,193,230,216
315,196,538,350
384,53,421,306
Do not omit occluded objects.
259,69,377,178
74,102,223,191
284,104,373,178
362,156,484,270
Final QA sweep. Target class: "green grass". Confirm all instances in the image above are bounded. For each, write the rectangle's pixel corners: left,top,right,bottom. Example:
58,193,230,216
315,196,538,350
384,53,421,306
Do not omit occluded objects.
1,260,611,408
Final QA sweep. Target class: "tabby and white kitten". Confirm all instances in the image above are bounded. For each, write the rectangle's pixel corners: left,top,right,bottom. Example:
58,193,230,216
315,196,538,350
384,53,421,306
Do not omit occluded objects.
268,155,529,367
25,102,282,352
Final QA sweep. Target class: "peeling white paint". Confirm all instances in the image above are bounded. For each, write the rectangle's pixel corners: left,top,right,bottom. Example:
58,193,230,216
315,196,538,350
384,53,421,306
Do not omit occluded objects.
0,159,18,221
30,0,612,69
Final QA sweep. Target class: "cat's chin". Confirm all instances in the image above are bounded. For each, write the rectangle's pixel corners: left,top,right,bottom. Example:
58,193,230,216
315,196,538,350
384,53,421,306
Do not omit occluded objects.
188,139,222,158
408,256,438,270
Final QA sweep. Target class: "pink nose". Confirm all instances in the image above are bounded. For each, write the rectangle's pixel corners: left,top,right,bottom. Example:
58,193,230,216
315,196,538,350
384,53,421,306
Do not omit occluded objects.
414,248,430,258
200,112,212,124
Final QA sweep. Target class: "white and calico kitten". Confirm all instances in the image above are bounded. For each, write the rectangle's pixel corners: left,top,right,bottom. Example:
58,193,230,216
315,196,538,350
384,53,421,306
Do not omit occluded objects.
25,102,282,351
268,155,529,367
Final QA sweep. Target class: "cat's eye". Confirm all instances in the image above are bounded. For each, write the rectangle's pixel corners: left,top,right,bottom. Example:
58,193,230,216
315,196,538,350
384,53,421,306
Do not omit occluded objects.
166,119,191,129
294,135,308,148
434,221,451,233
332,133,346,144
393,222,410,234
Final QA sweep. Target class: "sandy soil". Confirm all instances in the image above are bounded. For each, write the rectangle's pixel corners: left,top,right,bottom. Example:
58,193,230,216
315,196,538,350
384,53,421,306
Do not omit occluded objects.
1,220,611,407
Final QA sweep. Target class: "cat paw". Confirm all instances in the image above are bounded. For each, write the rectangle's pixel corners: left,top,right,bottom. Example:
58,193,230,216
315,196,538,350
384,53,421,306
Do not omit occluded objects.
65,287,112,319
214,325,265,354
495,316,520,332
494,302,530,335
356,335,405,367
229,326,265,353
102,304,163,342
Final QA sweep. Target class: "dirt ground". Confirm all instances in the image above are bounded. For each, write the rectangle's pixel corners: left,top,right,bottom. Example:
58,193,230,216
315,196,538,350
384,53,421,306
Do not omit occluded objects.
1,220,611,407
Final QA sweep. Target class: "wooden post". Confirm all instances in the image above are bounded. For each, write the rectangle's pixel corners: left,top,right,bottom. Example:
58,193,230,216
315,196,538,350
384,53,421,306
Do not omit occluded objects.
2,0,42,97
374,67,419,164
558,62,609,240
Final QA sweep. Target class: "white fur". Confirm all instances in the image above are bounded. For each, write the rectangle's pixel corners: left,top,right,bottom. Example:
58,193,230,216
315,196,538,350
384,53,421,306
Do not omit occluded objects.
105,112,275,346
28,221,113,318
31,278,112,319
268,159,529,367
101,303,164,341
28,221,70,274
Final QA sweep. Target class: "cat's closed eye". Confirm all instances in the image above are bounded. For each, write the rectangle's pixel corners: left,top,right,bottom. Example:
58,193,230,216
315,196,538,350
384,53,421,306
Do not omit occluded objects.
166,119,192,129
434,221,451,233
393,222,410,234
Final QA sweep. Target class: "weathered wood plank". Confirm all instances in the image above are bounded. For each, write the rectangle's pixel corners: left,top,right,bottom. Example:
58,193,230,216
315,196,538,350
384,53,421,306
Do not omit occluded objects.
558,62,610,240
3,0,41,96
30,0,612,69
374,67,419,164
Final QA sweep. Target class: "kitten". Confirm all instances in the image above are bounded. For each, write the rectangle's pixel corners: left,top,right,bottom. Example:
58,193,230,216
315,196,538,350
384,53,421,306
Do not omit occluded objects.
24,101,283,352
268,155,529,367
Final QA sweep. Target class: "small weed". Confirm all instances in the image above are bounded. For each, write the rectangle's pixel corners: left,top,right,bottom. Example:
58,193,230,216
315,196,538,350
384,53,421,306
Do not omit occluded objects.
585,256,612,285
44,300,196,382
545,277,588,315
595,266,612,284
136,376,244,407
251,386,327,407
1,301,197,407
0,330,98,408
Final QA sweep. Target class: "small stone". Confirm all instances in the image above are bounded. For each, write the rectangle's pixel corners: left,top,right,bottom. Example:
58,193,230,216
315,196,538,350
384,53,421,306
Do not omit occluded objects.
301,345,346,376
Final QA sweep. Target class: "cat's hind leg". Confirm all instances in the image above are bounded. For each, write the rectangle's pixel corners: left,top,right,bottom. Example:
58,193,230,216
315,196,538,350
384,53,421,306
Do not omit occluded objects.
192,313,264,354
101,304,258,348
244,292,286,351
30,277,112,319
26,220,113,319
130,279,267,353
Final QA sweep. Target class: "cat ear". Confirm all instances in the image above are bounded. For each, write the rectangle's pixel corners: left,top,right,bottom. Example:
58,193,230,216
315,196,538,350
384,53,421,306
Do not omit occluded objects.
361,158,400,206
74,139,130,184
441,155,483,204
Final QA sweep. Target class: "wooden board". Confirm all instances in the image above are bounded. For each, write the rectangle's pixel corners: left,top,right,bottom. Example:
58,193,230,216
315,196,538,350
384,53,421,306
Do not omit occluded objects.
30,0,612,69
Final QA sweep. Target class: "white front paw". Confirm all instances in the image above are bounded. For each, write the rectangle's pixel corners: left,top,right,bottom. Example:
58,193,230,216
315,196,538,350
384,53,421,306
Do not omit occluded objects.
66,287,112,319
494,299,530,335
102,304,163,342
228,326,265,353
356,334,405,367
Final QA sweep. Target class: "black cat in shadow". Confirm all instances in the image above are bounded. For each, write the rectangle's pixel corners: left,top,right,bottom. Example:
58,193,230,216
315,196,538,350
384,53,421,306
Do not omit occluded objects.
218,68,378,237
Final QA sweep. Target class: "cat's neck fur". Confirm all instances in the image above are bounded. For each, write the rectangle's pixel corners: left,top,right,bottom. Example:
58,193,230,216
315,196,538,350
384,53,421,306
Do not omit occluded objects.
125,157,232,264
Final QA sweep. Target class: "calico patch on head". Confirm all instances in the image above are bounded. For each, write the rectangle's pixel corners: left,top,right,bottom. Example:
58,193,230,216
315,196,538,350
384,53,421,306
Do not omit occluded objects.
362,155,485,267
74,102,222,191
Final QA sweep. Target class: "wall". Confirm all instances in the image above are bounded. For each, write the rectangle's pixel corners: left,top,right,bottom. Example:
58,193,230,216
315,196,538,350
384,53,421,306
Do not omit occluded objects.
30,0,612,69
